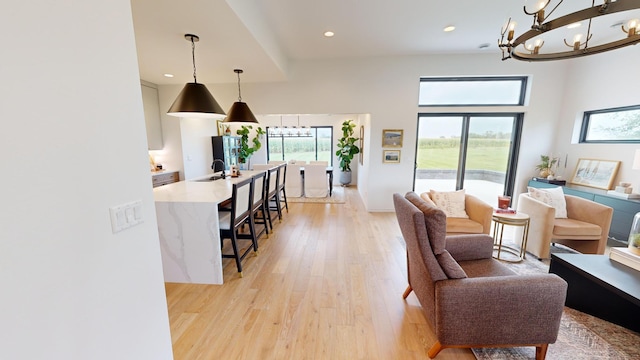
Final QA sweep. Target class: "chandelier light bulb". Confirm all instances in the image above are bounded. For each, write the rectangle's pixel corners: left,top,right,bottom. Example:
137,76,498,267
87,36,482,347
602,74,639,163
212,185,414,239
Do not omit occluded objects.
573,34,583,50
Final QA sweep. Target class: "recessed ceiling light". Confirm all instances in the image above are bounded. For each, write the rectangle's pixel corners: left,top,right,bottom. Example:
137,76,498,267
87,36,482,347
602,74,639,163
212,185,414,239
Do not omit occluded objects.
567,22,581,29
443,25,456,32
324,31,334,37
163,73,174,78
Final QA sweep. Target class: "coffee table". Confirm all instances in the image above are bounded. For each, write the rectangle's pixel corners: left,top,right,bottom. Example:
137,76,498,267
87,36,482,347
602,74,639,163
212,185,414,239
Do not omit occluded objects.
549,253,640,333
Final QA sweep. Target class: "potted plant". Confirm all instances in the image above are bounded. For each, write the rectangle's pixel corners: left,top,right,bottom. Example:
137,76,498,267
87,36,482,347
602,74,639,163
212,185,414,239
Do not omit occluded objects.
536,155,558,178
236,125,266,168
335,120,360,185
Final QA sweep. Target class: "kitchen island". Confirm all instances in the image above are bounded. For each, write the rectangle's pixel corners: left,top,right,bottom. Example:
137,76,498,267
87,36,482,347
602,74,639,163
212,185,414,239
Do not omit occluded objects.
153,171,262,284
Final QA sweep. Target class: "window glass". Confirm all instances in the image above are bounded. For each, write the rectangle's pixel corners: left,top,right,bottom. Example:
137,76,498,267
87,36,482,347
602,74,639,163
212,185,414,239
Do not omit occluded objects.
419,77,527,106
581,106,640,142
267,126,333,164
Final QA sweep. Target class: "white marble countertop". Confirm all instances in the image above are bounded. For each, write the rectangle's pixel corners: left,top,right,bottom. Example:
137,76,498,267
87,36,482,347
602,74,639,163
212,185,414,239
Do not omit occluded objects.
152,170,263,204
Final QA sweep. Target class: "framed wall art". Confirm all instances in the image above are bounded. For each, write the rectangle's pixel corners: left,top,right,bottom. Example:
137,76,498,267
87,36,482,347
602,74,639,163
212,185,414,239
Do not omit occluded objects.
383,150,401,163
570,158,620,190
359,125,364,165
382,129,403,147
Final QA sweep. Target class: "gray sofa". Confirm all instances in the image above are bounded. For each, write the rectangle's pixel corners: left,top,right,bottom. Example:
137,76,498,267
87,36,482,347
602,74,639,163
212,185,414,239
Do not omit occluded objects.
393,192,567,360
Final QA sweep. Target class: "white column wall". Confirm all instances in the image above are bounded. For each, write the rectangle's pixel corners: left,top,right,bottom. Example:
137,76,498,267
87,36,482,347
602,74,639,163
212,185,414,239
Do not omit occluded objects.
160,53,568,211
0,1,173,359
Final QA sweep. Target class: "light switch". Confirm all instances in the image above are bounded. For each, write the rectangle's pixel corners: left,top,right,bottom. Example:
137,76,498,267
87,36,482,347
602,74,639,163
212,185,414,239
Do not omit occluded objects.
109,200,144,234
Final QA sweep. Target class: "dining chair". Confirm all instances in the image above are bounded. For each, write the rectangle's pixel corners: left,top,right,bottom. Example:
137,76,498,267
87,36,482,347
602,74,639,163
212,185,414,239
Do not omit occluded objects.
304,164,328,198
309,161,328,166
285,163,303,197
218,176,256,277
250,171,270,238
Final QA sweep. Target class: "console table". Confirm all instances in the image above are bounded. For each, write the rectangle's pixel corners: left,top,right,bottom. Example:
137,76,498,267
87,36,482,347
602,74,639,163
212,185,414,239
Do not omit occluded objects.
528,179,640,243
549,253,640,333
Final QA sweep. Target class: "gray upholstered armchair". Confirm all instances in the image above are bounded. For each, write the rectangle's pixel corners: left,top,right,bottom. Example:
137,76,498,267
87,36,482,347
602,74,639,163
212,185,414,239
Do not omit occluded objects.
393,192,567,360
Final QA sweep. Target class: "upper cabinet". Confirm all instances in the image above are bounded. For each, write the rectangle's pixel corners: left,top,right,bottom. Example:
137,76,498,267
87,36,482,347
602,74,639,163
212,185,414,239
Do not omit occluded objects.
141,80,163,150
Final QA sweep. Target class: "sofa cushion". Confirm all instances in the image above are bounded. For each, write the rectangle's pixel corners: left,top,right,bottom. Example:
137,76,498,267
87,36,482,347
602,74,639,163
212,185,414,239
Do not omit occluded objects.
553,218,602,237
436,250,467,279
528,186,568,218
429,189,469,218
406,192,447,255
446,218,484,234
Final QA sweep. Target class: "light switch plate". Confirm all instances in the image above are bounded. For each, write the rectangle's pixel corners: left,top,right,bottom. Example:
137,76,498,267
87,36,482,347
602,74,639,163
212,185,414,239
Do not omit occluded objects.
110,200,144,233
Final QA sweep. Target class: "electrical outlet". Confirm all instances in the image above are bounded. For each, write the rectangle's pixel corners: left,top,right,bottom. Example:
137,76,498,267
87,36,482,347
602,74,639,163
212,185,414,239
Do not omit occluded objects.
109,200,144,233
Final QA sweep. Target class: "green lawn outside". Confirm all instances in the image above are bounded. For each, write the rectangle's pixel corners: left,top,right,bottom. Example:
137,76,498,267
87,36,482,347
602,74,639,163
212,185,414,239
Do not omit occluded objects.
417,139,510,171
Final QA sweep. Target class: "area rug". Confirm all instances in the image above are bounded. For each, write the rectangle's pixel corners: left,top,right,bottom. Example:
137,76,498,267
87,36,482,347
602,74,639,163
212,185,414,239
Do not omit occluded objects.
286,186,345,204
472,245,640,360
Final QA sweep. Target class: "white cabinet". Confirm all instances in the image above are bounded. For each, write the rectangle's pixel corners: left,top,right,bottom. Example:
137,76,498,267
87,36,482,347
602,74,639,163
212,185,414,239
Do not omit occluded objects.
141,80,163,150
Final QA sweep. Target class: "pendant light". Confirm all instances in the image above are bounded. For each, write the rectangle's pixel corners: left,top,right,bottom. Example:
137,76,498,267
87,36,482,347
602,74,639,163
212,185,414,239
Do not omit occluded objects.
167,34,225,118
223,69,258,123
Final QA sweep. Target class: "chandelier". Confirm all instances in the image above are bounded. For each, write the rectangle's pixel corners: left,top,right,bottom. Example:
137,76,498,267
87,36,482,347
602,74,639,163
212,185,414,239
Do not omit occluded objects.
267,116,312,137
499,0,640,61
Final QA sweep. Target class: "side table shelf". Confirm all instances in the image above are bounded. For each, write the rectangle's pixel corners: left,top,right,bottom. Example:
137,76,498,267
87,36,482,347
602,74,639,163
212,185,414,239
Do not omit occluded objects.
492,212,530,262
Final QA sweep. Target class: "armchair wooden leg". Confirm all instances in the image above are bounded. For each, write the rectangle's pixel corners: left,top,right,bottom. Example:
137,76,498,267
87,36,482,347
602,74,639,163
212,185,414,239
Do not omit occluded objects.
402,285,413,299
427,341,443,359
535,344,549,360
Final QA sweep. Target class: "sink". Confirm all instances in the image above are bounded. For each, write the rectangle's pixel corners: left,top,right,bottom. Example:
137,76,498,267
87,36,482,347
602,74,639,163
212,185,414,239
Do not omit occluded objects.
192,174,225,182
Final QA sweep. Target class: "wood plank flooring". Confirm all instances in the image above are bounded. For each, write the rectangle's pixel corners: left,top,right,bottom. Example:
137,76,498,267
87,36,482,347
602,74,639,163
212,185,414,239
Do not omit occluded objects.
164,187,475,360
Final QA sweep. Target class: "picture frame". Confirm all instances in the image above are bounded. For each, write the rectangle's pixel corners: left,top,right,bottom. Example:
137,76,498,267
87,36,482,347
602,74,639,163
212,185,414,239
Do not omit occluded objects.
359,125,364,165
383,150,401,163
217,120,224,136
382,129,403,147
570,158,620,190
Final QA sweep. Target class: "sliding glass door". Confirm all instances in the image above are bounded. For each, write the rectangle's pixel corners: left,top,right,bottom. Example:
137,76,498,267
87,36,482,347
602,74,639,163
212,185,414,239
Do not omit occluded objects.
414,113,522,207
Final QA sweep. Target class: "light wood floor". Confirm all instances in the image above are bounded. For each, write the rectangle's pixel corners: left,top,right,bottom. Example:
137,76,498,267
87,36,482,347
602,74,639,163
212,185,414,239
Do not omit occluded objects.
164,187,475,360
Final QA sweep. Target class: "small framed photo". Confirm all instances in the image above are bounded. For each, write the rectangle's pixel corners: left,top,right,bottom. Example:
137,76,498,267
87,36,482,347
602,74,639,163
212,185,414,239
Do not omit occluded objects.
382,129,403,147
570,158,620,190
217,120,224,136
383,150,401,163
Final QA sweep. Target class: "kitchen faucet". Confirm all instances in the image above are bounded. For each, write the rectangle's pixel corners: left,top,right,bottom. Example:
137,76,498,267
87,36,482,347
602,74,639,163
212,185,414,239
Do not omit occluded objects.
211,159,226,179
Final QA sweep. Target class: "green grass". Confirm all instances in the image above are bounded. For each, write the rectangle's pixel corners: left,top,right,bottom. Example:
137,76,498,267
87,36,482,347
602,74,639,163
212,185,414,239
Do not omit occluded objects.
417,139,510,171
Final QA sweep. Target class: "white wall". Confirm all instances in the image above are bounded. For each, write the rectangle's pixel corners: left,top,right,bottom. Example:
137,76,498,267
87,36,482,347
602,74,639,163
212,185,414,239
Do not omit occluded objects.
0,1,173,359
551,45,640,191
159,53,569,211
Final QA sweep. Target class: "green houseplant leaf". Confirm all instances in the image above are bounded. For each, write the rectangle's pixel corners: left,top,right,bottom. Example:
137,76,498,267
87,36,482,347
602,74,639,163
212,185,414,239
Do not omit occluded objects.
335,120,360,172
236,125,265,163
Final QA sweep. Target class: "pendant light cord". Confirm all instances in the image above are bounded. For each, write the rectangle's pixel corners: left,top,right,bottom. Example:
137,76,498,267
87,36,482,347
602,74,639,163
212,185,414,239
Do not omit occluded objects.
236,71,242,102
191,37,197,83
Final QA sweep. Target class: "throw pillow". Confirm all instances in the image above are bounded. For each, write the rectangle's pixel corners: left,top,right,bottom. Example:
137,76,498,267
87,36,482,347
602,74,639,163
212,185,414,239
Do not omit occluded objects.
528,186,568,218
405,192,447,255
436,250,467,279
429,189,469,218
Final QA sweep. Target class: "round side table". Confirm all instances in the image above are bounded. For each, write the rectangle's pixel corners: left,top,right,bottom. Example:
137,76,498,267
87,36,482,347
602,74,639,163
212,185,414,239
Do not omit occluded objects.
492,212,530,262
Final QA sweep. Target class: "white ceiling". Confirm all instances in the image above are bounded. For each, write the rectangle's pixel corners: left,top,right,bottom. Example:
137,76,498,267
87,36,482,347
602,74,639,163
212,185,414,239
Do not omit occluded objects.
131,0,640,85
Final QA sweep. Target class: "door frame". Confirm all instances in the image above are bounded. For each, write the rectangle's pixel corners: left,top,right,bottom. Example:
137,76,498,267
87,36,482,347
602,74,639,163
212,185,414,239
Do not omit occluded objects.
413,112,524,197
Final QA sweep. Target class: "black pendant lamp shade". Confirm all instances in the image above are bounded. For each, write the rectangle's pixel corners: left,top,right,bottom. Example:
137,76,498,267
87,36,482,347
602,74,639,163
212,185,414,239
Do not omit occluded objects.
167,34,226,118
167,82,225,118
223,69,258,123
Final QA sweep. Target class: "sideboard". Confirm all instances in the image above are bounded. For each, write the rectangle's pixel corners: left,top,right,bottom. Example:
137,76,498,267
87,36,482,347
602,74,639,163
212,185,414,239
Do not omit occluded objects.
528,179,640,243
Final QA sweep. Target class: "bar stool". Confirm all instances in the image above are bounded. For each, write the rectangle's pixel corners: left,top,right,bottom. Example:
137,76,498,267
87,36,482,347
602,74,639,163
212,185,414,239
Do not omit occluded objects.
277,163,288,213
250,171,270,238
219,177,256,277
